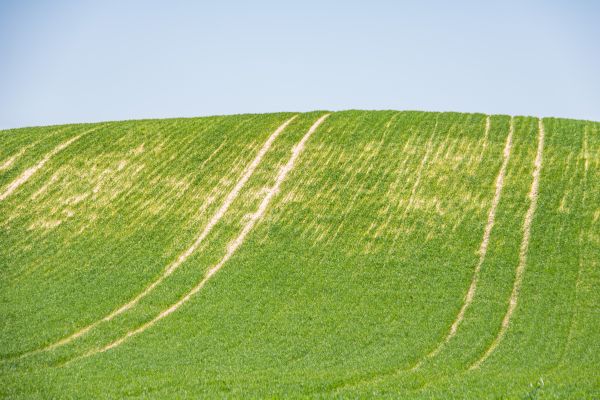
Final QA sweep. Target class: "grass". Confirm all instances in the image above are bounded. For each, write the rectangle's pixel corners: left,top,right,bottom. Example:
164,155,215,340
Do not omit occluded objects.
0,110,598,399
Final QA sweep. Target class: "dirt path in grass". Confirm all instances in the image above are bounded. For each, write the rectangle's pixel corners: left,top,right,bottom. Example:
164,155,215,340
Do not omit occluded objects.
411,117,514,370
0,143,37,172
18,115,298,357
477,116,491,164
469,118,545,370
0,127,102,201
77,113,330,359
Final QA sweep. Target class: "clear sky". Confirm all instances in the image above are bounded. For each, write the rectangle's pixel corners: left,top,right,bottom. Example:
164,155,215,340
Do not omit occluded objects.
1,0,599,129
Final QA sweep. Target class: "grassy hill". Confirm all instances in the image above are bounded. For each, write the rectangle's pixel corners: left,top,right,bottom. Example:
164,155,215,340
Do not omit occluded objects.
0,111,598,399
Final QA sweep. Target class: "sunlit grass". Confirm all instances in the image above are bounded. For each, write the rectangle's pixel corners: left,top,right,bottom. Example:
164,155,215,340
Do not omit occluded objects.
1,111,598,398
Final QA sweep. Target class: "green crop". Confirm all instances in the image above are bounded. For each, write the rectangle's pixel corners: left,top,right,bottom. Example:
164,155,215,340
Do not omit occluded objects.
1,111,598,398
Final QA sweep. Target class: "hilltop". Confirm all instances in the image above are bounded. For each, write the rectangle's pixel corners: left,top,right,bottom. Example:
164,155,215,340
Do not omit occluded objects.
1,111,598,398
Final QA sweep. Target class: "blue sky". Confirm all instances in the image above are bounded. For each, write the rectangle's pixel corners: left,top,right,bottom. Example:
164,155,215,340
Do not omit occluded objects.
1,0,599,129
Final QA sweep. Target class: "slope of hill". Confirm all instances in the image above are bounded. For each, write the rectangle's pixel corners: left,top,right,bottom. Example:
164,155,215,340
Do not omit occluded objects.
1,111,598,399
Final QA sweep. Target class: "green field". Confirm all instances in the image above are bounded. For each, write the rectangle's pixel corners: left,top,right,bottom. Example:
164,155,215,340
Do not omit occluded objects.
1,111,598,399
